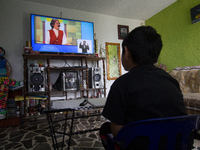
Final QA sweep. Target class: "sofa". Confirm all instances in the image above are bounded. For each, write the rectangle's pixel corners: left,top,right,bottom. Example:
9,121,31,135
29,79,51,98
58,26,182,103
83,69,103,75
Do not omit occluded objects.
169,66,200,111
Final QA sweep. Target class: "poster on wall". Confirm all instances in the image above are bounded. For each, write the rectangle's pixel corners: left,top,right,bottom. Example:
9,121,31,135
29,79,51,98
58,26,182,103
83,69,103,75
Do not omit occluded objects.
106,42,122,80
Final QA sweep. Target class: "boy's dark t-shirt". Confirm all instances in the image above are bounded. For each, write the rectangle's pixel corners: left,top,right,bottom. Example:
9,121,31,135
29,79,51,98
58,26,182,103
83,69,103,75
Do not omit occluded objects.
102,65,187,125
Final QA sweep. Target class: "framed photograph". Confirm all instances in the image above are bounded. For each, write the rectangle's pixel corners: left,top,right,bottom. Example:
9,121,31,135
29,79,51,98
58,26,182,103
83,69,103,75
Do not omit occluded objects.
106,42,122,80
118,25,129,39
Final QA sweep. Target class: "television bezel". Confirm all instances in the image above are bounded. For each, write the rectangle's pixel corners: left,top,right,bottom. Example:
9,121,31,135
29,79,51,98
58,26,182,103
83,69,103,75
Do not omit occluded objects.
30,14,95,55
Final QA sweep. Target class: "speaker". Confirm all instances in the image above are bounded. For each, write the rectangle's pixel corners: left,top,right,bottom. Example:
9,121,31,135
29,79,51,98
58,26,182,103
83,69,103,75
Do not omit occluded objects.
88,67,101,88
29,67,45,92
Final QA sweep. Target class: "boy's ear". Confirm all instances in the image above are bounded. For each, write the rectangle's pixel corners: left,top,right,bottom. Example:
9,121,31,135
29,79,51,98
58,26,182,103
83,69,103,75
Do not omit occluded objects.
124,46,131,60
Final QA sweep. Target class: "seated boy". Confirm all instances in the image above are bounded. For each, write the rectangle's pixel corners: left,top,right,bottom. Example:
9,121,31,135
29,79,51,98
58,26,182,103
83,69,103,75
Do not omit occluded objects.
100,26,191,149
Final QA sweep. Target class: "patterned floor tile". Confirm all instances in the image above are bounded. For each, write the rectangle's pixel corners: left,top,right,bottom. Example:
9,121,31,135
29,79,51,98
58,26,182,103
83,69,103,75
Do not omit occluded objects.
0,116,106,150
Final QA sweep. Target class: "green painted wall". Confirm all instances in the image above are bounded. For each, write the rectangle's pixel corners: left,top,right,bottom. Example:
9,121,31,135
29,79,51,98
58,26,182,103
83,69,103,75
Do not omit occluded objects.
145,0,200,71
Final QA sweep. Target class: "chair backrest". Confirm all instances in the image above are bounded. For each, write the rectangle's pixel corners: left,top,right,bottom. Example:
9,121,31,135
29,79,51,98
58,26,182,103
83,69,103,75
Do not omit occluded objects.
114,115,200,150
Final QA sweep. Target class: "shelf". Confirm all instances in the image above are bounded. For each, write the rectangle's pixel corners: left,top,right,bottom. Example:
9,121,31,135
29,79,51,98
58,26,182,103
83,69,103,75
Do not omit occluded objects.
24,91,49,95
7,114,21,118
86,57,105,61
0,116,21,127
49,67,87,71
23,53,106,126
80,88,105,91
24,113,46,120
23,53,85,60
23,54,105,61
50,88,105,92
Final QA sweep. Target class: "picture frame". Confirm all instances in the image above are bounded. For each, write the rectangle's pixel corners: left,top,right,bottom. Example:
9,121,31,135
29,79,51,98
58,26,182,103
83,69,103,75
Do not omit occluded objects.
118,25,129,39
106,42,121,80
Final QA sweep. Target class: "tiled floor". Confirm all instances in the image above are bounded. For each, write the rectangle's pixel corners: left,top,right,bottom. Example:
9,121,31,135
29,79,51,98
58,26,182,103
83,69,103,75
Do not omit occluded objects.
0,115,106,150
0,109,200,150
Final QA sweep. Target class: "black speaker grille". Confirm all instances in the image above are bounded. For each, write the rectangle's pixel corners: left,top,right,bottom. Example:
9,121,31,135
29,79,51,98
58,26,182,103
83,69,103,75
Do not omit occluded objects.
30,73,44,85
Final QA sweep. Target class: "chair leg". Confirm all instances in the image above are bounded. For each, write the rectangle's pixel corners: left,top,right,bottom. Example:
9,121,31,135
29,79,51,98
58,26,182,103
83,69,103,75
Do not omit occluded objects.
61,111,68,150
67,110,75,150
47,113,59,150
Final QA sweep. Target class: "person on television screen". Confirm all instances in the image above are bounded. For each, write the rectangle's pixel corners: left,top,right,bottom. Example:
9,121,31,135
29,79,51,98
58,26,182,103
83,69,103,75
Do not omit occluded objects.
99,26,193,149
79,40,89,53
45,19,67,45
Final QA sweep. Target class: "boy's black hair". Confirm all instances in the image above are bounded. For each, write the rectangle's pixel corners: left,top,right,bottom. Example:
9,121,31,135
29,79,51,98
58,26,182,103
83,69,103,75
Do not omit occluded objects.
122,26,163,65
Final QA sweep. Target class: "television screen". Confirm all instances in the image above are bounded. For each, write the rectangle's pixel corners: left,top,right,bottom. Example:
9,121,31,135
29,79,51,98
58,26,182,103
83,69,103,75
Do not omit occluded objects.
190,4,200,24
30,14,94,54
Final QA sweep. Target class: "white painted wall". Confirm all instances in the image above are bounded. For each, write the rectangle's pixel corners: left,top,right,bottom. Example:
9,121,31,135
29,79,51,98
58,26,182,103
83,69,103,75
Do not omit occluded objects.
0,0,143,96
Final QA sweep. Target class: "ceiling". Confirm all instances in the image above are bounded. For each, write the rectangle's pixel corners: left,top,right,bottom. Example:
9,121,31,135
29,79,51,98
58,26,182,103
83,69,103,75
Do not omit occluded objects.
21,0,177,20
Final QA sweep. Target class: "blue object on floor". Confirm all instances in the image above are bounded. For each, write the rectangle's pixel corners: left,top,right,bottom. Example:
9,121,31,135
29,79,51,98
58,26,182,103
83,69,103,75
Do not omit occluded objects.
107,115,200,150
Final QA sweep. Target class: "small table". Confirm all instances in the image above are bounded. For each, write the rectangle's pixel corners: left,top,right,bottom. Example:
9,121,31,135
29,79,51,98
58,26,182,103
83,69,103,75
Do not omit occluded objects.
45,98,106,150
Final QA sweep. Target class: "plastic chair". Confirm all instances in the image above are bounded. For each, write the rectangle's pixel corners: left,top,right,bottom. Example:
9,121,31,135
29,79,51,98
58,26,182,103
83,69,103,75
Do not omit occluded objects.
107,115,200,150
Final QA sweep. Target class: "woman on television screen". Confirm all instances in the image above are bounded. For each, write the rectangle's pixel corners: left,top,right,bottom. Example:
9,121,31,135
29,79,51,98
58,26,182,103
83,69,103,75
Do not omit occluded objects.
45,19,67,45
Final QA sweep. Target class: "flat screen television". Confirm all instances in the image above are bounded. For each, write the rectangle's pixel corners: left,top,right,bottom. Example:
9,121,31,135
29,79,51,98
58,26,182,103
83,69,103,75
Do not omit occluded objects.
30,14,94,54
190,4,200,24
